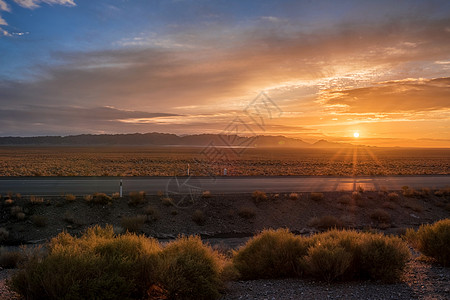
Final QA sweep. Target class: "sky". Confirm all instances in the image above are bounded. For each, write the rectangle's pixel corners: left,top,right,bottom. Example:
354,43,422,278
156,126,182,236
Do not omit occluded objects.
0,0,449,147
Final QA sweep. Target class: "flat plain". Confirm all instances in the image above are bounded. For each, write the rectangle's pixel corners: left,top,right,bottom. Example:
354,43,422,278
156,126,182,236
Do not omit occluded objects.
0,146,448,177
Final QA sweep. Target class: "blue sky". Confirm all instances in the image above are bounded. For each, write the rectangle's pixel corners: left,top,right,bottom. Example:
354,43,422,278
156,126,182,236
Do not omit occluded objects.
0,0,449,146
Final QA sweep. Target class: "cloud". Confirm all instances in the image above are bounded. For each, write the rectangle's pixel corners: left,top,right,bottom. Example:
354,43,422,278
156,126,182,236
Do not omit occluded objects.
0,0,9,11
319,77,450,113
0,106,179,136
13,0,76,9
0,15,6,25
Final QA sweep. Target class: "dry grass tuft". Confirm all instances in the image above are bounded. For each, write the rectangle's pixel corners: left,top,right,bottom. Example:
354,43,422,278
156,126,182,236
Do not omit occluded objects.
192,210,206,226
310,192,324,201
252,190,268,203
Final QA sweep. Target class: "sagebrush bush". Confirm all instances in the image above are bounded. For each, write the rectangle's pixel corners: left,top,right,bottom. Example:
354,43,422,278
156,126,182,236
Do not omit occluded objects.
30,195,44,205
387,192,400,202
233,229,309,279
128,191,146,206
0,227,9,242
233,229,410,283
359,235,410,282
238,206,256,219
252,190,267,203
370,209,391,223
309,215,343,230
10,226,162,300
406,219,450,266
289,193,299,200
120,215,146,232
202,191,212,198
31,215,47,227
86,193,112,205
143,205,160,222
192,210,206,226
310,192,324,201
162,197,174,206
155,236,224,299
302,239,352,282
65,194,76,202
337,195,351,205
0,247,23,268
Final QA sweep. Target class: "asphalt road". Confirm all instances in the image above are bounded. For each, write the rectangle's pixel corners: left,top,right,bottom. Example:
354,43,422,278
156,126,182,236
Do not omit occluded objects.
0,176,449,196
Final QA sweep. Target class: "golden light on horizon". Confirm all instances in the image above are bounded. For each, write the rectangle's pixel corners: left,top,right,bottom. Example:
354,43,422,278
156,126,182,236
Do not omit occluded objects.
353,132,360,138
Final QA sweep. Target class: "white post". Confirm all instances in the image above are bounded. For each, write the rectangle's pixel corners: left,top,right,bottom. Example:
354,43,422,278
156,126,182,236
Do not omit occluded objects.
224,168,227,176
119,179,123,198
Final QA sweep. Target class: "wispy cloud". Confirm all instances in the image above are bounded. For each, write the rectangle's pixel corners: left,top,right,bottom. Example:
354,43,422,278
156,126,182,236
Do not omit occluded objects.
13,0,76,9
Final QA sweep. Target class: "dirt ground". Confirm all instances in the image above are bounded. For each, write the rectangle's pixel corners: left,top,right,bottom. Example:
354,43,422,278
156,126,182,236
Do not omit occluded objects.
1,188,449,247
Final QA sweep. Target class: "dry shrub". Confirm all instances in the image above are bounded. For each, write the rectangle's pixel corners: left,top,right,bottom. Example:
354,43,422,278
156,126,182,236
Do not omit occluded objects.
9,226,161,300
289,193,299,200
4,199,14,205
143,205,160,222
120,215,146,232
63,211,76,224
111,192,120,199
161,197,174,207
303,239,352,282
387,192,400,202
0,247,23,269
155,236,224,299
65,194,76,202
202,191,212,198
310,192,324,202
128,191,146,206
10,206,23,217
337,195,351,205
85,193,112,205
0,228,9,242
406,219,450,266
238,206,256,219
351,191,362,201
370,209,391,224
309,215,343,230
359,235,410,282
31,215,47,227
192,210,206,226
30,195,44,205
232,229,309,279
382,202,395,210
156,190,164,197
16,212,26,220
252,190,267,203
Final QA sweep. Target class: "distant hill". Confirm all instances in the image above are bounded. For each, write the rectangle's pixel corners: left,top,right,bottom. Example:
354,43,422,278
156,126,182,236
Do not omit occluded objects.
0,133,357,148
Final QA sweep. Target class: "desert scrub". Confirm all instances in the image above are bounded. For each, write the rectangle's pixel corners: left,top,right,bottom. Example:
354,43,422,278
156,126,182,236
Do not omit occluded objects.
310,192,324,201
161,197,174,206
128,191,146,206
387,192,400,202
0,227,9,242
406,219,450,266
233,229,410,283
370,209,391,224
9,225,162,300
29,195,44,205
238,206,256,219
31,215,47,227
192,210,206,226
155,235,224,299
252,190,267,203
85,193,112,205
65,194,76,202
337,195,351,205
309,215,343,230
289,193,299,200
202,190,212,198
302,238,352,282
143,205,160,222
233,229,310,279
0,247,23,269
120,215,146,232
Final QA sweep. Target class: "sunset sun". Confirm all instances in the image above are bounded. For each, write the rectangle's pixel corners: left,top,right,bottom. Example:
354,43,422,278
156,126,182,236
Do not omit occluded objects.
353,132,360,138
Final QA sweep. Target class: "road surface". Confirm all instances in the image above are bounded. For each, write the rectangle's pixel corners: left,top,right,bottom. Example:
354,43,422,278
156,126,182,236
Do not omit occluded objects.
0,176,449,196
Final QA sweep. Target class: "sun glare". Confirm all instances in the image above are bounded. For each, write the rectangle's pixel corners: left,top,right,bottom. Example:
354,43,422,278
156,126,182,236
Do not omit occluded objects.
353,132,360,138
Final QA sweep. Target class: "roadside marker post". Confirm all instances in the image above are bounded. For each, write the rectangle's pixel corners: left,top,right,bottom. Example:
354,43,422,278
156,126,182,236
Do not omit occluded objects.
120,179,123,198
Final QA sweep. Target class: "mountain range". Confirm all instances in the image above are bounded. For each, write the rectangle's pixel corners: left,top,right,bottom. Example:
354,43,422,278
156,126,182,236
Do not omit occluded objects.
0,133,358,148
